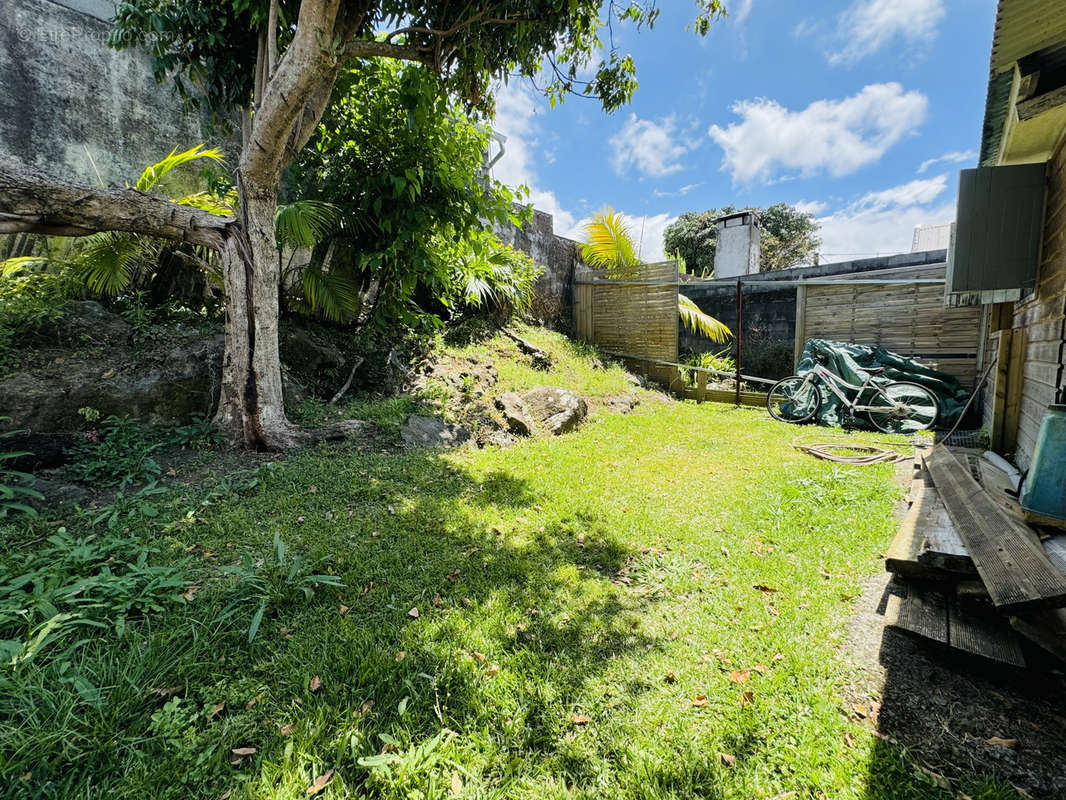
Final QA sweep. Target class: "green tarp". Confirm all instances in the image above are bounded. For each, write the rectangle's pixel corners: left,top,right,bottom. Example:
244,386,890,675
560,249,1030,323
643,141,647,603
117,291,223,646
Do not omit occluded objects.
795,339,971,430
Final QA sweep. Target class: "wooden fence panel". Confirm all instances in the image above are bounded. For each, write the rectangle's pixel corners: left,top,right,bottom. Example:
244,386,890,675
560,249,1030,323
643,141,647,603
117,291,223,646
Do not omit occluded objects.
574,261,680,387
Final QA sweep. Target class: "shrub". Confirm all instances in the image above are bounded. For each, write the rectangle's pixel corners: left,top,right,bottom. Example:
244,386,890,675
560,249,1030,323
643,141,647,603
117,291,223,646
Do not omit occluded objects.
69,415,162,489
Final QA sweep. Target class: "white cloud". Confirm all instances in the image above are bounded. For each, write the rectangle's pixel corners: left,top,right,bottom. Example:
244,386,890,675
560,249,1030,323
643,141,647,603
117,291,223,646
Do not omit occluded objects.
565,212,677,263
814,175,954,259
610,114,690,178
732,0,754,23
490,81,576,233
708,83,927,184
917,149,976,174
829,0,944,65
653,183,702,199
793,200,828,215
855,174,948,211
490,82,670,258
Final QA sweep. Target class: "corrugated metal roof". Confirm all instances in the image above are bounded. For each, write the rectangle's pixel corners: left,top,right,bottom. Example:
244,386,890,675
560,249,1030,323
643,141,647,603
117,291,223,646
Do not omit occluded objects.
990,0,1066,75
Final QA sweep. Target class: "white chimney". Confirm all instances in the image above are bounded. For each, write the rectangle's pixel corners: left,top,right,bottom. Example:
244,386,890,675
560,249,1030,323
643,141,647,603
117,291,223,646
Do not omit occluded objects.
713,211,761,278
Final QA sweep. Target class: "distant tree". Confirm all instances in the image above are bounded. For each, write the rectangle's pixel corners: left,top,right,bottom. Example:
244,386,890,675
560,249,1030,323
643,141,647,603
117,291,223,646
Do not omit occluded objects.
663,203,821,275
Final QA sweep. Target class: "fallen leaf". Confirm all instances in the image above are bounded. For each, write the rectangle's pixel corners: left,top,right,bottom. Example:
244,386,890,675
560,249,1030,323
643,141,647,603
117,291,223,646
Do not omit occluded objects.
691,695,709,707
729,669,750,684
433,594,443,607
986,736,1018,749
844,732,856,748
753,584,778,593
245,693,262,710
740,690,754,707
395,651,406,662
296,516,306,523
356,699,375,717
231,747,257,757
772,653,785,662
485,663,500,677
150,686,184,698
663,671,677,683
767,604,780,616
570,713,591,725
210,701,226,719
851,702,867,719
450,771,463,795
309,675,322,693
183,585,200,602
471,651,487,663
753,664,769,674
280,724,296,736
101,369,115,379
218,792,231,800
309,485,317,494
408,607,420,619
305,769,335,796
719,753,736,767
339,605,349,615
19,772,31,782
576,532,585,545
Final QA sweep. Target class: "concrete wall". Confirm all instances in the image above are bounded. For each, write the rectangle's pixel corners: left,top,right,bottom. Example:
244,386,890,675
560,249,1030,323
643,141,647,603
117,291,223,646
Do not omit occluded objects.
494,208,584,329
0,0,206,186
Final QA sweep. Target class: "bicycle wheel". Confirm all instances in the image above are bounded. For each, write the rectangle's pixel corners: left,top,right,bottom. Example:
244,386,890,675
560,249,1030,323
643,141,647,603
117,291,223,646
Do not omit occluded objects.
867,381,939,434
767,376,822,424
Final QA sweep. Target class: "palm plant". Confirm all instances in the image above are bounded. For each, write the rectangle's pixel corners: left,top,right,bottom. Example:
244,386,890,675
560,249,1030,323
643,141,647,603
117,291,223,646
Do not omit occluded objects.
581,209,732,343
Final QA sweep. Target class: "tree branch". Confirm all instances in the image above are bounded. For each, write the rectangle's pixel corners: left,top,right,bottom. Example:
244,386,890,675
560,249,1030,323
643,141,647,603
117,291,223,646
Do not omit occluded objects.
0,157,234,250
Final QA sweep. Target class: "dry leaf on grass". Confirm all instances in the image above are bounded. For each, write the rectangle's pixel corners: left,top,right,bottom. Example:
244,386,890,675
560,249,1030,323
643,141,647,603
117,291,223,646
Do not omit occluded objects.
245,693,262,710
772,652,785,662
433,594,443,607
485,663,500,677
309,675,323,693
305,769,335,796
691,695,709,707
753,664,769,674
231,747,256,757
663,671,677,683
450,771,463,795
753,584,778,594
408,607,420,619
740,690,754,707
729,669,750,684
280,724,296,736
183,585,199,602
339,605,349,615
395,651,406,662
570,713,591,725
218,792,231,800
844,732,856,748
210,701,226,719
719,753,736,767
471,652,487,663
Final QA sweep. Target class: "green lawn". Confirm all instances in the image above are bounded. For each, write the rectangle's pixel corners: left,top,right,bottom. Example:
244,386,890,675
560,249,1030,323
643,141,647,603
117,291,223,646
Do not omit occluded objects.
1,332,1015,800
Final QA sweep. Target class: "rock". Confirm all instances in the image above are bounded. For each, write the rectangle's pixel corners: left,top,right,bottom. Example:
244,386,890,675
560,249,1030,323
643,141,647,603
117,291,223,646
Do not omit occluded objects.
477,427,518,449
400,415,471,449
495,392,536,436
57,301,130,343
0,335,224,432
521,386,588,435
1,432,78,471
281,329,345,375
17,475,91,511
383,350,411,395
604,392,640,414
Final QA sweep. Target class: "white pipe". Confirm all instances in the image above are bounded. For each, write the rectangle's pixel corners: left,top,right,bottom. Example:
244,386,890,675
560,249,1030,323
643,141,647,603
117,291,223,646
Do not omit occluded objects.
982,451,1022,491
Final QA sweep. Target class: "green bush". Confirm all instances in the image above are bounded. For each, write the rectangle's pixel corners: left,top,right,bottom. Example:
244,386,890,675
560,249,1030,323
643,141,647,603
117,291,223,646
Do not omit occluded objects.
0,425,44,518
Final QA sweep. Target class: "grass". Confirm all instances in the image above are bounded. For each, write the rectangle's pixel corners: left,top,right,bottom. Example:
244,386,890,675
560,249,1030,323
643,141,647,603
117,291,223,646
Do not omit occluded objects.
0,330,1018,800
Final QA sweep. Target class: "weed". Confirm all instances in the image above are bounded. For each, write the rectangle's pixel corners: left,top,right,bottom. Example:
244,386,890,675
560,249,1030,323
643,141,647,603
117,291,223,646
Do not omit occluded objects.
69,415,162,489
0,424,44,518
164,414,224,450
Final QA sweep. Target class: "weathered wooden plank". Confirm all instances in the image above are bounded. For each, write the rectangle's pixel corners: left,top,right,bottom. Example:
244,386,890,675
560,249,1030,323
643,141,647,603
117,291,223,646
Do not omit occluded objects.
884,584,948,643
947,600,1026,667
1012,609,1066,663
924,447,1066,613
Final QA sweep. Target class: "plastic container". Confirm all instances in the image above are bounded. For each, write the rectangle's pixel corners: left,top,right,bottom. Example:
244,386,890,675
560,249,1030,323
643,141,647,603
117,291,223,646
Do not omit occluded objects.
1020,404,1066,530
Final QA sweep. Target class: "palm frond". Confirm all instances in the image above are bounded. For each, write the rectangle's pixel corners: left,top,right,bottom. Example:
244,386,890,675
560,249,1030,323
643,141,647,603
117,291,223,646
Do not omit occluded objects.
581,208,637,273
1,256,49,279
275,201,341,249
679,293,732,343
135,145,224,193
73,233,159,296
177,190,237,217
299,267,363,323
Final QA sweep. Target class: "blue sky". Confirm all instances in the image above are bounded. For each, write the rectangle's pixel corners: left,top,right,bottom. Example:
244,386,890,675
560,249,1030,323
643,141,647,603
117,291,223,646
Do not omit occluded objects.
488,0,996,262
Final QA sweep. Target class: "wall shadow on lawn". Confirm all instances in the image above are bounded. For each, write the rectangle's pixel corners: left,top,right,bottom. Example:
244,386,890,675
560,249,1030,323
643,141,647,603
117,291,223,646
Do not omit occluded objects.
10,444,678,800
859,582,1066,800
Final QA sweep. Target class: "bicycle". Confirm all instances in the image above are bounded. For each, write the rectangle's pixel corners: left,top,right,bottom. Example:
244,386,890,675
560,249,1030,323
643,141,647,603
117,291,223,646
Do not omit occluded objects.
766,355,939,434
